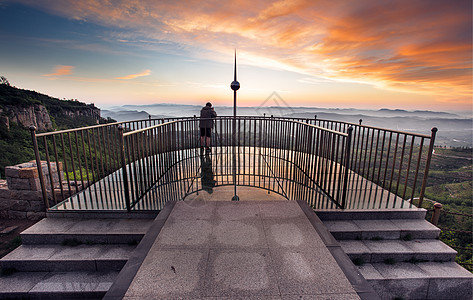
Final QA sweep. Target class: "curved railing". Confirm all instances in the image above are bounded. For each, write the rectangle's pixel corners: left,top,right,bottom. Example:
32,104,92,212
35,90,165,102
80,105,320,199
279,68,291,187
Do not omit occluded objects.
31,115,436,211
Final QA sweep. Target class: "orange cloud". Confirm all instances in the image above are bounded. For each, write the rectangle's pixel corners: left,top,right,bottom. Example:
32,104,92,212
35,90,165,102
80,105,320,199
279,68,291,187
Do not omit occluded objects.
22,0,472,103
43,65,74,77
115,69,152,80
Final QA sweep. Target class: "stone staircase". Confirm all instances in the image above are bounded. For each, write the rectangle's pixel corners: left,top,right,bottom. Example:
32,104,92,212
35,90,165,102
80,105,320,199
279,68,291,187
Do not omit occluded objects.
318,209,473,300
0,216,155,299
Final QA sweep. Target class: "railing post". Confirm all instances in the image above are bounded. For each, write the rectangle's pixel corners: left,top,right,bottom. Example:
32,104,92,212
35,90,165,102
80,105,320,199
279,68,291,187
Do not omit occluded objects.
341,126,353,209
359,119,362,125
29,126,49,210
118,126,131,212
418,127,437,208
431,202,442,226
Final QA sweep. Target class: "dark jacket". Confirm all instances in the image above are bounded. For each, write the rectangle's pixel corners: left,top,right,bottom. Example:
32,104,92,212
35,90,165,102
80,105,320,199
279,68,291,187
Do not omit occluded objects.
199,106,217,128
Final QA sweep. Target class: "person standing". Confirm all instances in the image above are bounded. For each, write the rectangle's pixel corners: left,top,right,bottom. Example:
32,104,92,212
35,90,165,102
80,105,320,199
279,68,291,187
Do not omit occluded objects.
199,102,217,154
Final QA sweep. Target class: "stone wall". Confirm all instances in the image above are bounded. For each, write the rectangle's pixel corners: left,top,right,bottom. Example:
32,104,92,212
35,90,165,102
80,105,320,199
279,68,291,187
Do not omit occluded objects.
0,161,63,220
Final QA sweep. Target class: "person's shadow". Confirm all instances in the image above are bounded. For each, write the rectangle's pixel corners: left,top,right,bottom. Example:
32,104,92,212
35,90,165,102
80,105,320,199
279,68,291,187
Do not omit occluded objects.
201,154,215,193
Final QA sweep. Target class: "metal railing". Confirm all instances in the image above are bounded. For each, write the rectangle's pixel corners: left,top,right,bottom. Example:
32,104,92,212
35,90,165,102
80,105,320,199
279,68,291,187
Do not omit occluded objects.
309,116,437,209
30,115,435,212
117,117,351,210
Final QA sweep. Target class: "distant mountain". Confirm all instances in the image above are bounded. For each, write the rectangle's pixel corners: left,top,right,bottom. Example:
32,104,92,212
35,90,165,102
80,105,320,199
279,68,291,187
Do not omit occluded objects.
101,109,151,122
102,103,472,147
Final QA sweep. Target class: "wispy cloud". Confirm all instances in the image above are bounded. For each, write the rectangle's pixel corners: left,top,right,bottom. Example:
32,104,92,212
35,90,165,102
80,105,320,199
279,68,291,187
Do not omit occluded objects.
115,69,152,80
42,65,74,77
21,0,472,103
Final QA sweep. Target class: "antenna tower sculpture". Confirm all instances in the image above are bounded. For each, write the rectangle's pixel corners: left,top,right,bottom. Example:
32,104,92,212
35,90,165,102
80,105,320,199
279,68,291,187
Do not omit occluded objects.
231,50,240,201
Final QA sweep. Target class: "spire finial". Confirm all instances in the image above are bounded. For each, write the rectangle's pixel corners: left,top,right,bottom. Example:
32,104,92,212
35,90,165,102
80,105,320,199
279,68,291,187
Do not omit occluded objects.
231,50,240,91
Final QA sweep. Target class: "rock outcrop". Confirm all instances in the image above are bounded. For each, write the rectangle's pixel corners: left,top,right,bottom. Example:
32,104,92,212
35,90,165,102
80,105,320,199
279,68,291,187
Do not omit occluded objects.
1,104,53,131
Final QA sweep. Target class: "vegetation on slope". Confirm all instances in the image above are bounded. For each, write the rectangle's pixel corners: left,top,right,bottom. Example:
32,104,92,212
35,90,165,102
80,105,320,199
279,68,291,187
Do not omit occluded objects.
424,147,472,271
0,79,115,178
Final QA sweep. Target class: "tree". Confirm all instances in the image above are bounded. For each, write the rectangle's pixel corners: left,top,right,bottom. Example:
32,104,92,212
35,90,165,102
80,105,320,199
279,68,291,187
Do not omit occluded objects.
0,76,10,86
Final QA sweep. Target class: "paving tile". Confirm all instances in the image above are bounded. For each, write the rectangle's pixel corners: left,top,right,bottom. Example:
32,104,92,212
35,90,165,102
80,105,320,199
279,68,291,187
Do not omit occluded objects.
417,262,473,300
211,219,267,249
109,218,155,233
1,245,58,261
202,296,282,300
263,218,325,250
369,263,429,299
125,249,207,299
357,263,383,280
363,240,412,263
258,201,305,219
216,201,261,220
21,218,79,234
0,272,49,293
168,200,216,221
204,248,279,298
403,240,456,261
352,220,400,240
389,219,440,240
282,293,360,299
270,248,356,296
324,220,362,240
66,219,120,233
339,240,371,263
155,219,212,248
29,271,118,293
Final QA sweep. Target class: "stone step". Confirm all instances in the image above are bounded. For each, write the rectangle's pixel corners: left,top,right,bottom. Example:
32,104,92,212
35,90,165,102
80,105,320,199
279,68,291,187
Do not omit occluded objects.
0,244,135,272
358,262,473,300
20,218,154,245
324,218,440,240
340,239,457,263
0,270,118,299
316,208,427,221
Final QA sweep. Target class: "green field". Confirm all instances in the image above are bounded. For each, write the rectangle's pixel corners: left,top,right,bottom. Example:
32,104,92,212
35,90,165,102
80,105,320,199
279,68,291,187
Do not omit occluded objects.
424,147,472,271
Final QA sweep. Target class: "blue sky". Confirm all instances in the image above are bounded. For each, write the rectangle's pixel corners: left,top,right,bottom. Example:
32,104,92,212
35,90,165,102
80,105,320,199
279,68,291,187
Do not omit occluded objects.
0,0,471,111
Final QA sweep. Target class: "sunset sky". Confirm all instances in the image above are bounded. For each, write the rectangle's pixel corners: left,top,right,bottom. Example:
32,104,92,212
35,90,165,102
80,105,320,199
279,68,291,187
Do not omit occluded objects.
0,0,471,111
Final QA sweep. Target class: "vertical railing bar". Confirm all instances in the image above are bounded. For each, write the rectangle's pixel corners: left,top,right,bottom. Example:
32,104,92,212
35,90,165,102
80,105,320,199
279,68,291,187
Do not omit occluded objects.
51,135,65,202
106,126,119,209
394,134,407,208
410,137,424,207
67,132,80,198
29,127,49,210
341,127,353,209
118,126,131,211
85,129,99,208
417,128,437,208
381,131,392,208
91,128,104,209
74,132,86,208
80,130,93,208
60,134,73,202
374,130,386,208
387,133,400,208
401,136,415,206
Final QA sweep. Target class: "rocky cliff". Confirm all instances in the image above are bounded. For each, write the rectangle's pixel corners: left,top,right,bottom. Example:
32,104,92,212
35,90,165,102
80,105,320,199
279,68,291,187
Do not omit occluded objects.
0,104,53,131
0,84,104,131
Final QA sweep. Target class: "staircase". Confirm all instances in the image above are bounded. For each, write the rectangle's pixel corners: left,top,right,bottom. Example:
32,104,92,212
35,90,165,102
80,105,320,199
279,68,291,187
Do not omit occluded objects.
0,216,155,299
318,209,473,300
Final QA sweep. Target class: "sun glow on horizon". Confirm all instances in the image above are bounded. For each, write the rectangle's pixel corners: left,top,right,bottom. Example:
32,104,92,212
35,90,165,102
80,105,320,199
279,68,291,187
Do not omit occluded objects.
0,0,471,111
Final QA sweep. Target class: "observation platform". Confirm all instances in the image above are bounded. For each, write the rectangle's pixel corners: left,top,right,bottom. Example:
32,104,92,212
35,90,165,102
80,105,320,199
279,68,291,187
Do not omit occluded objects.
50,146,411,212
104,194,377,299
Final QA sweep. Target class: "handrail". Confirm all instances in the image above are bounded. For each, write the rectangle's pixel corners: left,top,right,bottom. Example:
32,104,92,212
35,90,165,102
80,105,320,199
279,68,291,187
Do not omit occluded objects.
313,117,432,138
30,115,435,212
